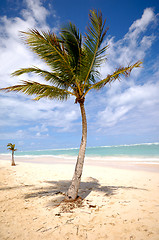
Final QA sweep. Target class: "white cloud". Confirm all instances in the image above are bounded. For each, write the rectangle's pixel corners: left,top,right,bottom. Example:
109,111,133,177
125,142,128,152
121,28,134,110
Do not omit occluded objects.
0,93,80,130
92,8,159,135
128,8,155,36
0,128,49,140
100,7,157,75
29,124,48,133
108,83,159,107
0,1,50,88
98,105,133,127
22,0,49,26
96,81,159,133
0,129,25,140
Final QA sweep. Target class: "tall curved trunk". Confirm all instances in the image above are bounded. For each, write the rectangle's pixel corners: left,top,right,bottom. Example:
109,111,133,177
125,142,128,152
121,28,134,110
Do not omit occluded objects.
66,102,87,200
11,151,16,166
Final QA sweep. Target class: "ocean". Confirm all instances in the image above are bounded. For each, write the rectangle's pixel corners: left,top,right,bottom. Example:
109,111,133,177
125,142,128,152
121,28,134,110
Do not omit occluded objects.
12,143,159,160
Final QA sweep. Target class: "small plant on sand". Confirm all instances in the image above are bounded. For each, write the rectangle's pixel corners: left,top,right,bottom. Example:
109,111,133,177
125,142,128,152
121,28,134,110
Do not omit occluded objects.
1,10,142,200
7,143,17,166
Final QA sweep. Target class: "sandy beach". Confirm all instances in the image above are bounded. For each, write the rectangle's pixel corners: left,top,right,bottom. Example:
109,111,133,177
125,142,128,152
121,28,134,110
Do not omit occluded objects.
0,155,159,240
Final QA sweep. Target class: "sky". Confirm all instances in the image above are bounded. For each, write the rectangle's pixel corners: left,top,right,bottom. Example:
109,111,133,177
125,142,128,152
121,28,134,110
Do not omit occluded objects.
0,0,159,152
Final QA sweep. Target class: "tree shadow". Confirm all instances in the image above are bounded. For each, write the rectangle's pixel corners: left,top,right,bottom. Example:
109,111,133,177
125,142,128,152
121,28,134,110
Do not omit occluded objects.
24,177,148,204
0,185,34,191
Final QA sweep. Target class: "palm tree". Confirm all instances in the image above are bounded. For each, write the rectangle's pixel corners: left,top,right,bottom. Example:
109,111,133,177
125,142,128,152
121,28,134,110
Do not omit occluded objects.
1,10,142,200
7,143,17,166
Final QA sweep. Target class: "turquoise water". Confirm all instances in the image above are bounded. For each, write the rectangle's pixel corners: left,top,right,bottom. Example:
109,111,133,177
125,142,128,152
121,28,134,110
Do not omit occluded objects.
13,143,159,158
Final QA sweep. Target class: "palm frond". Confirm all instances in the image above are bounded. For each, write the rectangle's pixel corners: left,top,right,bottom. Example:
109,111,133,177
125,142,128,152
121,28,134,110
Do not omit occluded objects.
1,80,75,100
7,143,13,147
60,23,82,70
21,29,74,80
81,10,108,90
60,23,84,95
84,61,142,96
7,143,17,151
12,67,74,90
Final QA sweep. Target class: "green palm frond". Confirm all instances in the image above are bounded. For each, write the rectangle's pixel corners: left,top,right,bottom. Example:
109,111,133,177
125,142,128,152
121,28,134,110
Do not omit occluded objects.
84,61,142,96
12,67,74,90
1,80,74,100
7,143,13,148
60,23,84,95
7,143,17,151
60,22,82,71
21,29,74,80
81,10,108,90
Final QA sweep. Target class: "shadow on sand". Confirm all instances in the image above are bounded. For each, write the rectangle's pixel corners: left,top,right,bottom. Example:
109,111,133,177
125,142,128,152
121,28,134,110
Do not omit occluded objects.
23,178,148,208
0,177,148,209
0,184,33,191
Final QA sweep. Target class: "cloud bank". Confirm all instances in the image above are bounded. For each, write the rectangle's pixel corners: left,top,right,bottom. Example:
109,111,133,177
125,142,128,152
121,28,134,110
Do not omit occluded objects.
0,0,80,141
0,2,159,148
95,7,159,137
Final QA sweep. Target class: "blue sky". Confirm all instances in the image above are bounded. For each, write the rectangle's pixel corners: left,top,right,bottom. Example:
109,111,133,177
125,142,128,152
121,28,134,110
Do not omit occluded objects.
0,0,159,152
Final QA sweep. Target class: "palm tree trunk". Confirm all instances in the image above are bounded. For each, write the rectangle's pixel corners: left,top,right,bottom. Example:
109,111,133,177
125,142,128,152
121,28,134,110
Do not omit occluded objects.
11,151,16,166
66,102,87,200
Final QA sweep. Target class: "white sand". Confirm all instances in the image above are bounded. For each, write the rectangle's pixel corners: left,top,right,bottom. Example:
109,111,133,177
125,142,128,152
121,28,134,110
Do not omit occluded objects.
0,156,159,240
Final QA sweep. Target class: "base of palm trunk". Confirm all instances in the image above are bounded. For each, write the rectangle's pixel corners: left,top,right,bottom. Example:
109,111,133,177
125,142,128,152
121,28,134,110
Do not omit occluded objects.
60,196,83,212
11,163,16,166
65,177,81,200
64,195,81,202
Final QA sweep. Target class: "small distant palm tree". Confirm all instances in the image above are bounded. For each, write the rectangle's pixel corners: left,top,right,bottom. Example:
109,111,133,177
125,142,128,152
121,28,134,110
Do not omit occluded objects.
1,10,142,200
7,143,17,166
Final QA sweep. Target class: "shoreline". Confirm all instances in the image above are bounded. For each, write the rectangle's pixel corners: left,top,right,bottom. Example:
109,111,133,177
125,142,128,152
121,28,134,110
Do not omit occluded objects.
1,152,159,161
1,154,159,173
